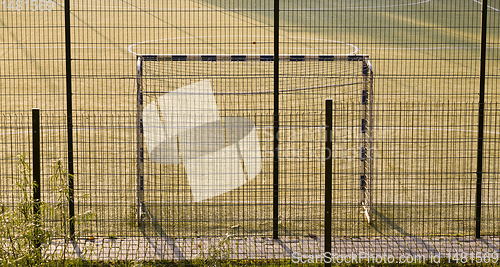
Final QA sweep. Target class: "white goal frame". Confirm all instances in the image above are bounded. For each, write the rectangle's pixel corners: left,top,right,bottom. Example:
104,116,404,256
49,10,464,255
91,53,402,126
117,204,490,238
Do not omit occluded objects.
135,54,374,224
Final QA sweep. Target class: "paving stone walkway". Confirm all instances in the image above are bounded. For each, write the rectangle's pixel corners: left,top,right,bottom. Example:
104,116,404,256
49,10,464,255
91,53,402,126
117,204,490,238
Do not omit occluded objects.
47,236,500,262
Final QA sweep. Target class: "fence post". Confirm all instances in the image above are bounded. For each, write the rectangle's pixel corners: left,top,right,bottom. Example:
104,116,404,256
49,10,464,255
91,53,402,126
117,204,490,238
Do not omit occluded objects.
64,0,75,240
325,100,333,267
475,0,488,239
272,0,280,240
32,108,41,248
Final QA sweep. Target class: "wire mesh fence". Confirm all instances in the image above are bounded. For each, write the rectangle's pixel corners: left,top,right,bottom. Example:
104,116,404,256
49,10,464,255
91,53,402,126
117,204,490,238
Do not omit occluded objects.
0,0,499,262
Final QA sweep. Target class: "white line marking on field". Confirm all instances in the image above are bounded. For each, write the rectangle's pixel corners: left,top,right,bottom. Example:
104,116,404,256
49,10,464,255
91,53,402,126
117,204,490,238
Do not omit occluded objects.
473,0,500,12
290,0,432,10
362,0,432,9
360,47,500,50
259,126,500,136
71,0,433,11
0,126,135,136
1,125,500,137
127,35,359,55
378,126,500,135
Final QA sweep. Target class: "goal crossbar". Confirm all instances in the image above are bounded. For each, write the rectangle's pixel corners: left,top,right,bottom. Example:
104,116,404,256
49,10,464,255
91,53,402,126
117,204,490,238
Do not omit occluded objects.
137,54,370,62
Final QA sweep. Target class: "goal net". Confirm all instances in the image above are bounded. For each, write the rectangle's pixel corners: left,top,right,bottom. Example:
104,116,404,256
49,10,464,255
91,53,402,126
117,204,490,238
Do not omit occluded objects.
135,54,374,230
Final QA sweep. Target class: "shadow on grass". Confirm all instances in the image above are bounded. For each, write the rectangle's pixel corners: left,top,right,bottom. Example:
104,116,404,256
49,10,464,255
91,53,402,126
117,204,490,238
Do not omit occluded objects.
371,208,411,237
138,204,187,260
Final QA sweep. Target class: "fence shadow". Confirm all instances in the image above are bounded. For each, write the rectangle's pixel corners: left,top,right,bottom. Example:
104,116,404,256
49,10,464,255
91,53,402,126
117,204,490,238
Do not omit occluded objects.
138,204,186,260
371,208,411,237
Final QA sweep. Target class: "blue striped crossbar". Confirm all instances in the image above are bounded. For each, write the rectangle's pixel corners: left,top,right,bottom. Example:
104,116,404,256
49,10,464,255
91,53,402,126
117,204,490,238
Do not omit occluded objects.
138,54,370,62
362,90,369,105
201,55,217,61
360,175,366,191
361,147,367,162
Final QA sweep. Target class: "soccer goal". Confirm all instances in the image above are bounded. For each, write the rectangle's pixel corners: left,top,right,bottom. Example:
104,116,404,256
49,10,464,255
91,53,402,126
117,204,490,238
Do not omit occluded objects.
135,54,374,226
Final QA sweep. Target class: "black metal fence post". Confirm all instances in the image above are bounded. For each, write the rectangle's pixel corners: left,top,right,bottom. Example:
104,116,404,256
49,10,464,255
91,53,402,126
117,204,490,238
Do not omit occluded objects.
325,100,333,267
475,0,488,239
272,0,280,240
64,0,75,240
32,108,41,248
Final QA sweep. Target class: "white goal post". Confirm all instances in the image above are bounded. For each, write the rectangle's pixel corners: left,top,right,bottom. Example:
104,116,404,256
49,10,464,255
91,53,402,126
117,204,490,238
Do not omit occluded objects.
135,54,374,224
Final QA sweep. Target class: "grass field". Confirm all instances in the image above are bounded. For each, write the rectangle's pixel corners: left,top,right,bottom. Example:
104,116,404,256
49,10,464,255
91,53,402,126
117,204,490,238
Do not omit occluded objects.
0,0,499,242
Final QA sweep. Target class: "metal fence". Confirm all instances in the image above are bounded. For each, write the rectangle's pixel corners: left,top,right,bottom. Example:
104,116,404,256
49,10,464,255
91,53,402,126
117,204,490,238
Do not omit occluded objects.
0,0,499,262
